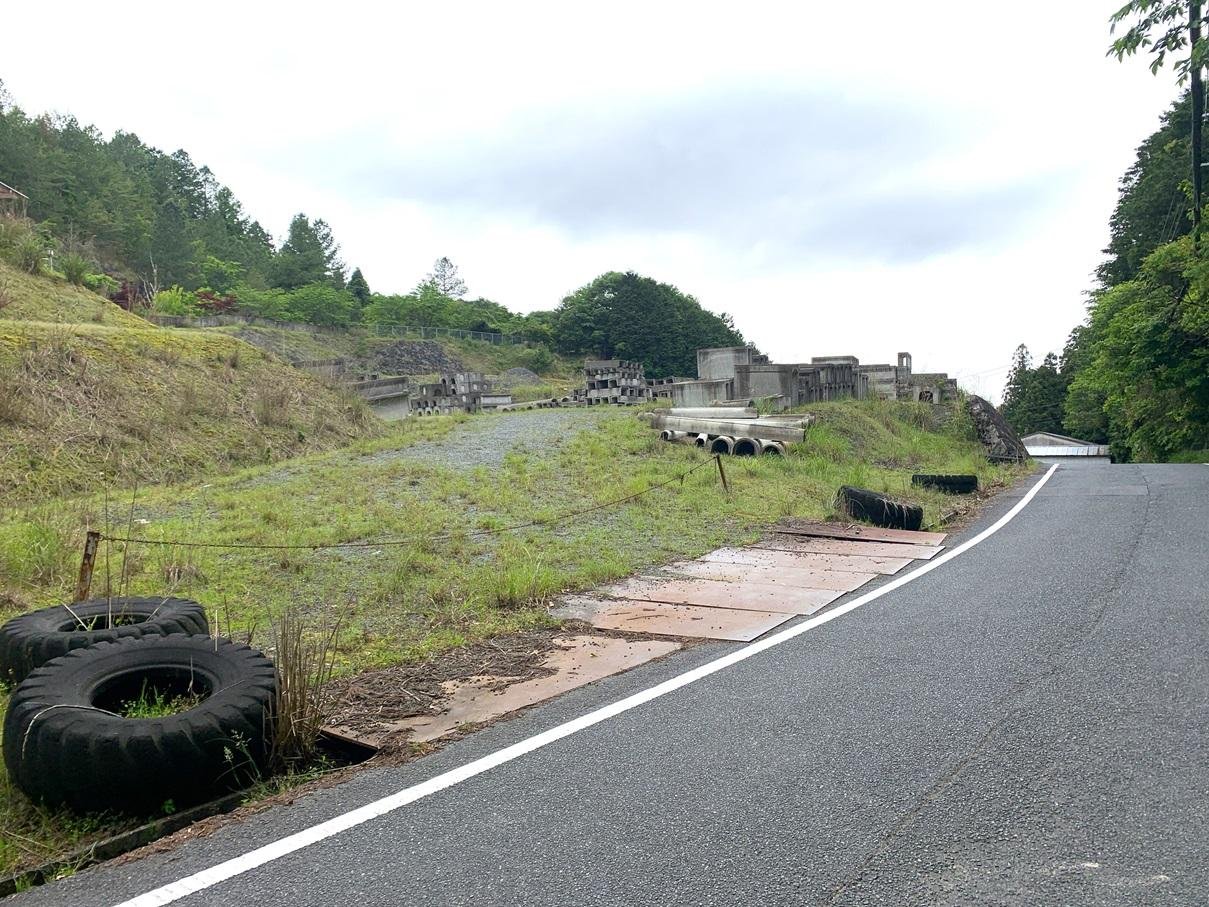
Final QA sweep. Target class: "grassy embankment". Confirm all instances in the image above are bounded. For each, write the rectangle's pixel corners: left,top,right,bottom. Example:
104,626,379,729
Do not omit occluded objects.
0,261,387,504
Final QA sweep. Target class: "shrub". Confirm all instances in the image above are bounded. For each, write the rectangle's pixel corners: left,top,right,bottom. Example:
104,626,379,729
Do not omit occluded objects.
153,285,200,316
60,252,91,286
13,235,47,274
83,272,119,296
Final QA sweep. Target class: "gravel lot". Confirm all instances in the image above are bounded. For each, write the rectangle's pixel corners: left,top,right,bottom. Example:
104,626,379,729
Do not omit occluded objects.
370,408,614,470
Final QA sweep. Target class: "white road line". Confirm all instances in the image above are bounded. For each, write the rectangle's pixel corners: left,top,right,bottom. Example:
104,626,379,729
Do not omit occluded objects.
115,464,1060,907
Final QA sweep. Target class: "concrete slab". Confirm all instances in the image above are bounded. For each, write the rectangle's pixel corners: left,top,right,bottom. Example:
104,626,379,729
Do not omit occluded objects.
707,546,912,575
778,520,947,546
385,635,681,745
555,596,795,641
759,536,944,560
662,560,875,592
606,576,841,615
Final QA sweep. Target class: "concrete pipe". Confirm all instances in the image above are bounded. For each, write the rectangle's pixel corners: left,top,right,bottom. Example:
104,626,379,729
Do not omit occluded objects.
732,437,760,457
659,429,673,441
694,433,709,448
760,440,787,456
709,436,736,455
669,406,758,420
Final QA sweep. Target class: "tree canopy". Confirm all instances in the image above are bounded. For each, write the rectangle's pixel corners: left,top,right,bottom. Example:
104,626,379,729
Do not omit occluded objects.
552,271,744,377
1000,346,1068,437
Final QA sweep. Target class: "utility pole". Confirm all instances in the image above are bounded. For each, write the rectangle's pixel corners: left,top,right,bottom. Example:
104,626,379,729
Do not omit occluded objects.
1192,0,1204,245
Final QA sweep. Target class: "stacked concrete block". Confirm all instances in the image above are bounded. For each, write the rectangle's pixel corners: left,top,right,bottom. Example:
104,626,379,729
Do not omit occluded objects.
584,359,654,406
414,372,487,416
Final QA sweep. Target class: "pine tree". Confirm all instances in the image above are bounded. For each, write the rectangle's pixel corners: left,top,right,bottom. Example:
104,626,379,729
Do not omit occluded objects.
274,214,345,289
348,267,371,306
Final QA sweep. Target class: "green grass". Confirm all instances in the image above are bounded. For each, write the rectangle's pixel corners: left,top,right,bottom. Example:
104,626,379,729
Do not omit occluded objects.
0,261,144,329
0,397,1027,878
118,682,203,719
1,399,1021,669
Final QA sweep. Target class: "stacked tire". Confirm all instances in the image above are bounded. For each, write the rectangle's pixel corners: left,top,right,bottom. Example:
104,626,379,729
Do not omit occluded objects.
0,598,277,814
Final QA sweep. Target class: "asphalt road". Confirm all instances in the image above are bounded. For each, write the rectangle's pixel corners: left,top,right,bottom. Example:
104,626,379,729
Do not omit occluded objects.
16,460,1209,906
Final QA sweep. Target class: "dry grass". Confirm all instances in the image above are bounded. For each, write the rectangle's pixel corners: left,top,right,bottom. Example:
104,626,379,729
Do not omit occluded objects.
0,319,384,503
266,607,343,771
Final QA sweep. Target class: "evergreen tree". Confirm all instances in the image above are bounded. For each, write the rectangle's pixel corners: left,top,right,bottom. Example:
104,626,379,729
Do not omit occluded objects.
273,214,344,289
347,267,371,306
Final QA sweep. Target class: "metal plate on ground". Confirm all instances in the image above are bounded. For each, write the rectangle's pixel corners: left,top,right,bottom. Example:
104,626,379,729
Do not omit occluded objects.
727,546,912,575
385,635,681,744
662,560,875,592
759,535,943,560
606,577,841,615
555,595,795,641
777,520,947,546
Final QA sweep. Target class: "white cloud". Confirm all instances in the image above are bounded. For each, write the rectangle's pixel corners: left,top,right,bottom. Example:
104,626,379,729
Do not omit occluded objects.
1,0,1181,400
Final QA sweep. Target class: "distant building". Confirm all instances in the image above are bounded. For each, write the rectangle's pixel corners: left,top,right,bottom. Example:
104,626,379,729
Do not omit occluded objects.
0,180,29,218
666,347,958,410
1022,432,1111,459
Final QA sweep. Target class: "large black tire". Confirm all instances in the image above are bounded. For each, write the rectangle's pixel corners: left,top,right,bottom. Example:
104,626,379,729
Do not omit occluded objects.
3,634,277,814
837,485,924,531
911,474,979,494
0,597,209,684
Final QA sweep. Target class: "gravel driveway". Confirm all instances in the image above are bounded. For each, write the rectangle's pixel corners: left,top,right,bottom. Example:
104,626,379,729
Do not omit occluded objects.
371,408,614,470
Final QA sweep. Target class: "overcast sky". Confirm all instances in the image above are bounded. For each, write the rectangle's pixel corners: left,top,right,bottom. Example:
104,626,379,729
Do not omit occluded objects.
3,1,1181,400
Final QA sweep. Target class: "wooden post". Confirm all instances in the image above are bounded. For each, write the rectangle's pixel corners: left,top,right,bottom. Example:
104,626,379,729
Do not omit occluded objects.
714,454,730,494
74,531,101,602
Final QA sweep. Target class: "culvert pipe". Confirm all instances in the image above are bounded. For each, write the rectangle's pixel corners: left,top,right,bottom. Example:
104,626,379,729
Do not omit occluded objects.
669,406,758,420
659,430,688,443
760,440,787,456
694,433,709,448
732,437,760,457
709,436,736,455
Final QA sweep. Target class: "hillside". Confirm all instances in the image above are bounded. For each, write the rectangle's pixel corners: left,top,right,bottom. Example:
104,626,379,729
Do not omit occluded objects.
0,262,382,502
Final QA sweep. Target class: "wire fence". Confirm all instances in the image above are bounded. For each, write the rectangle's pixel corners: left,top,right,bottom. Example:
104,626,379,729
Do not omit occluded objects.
144,313,526,346
94,457,725,554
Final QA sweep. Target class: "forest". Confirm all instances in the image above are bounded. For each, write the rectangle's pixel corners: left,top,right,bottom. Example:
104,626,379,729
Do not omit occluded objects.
0,82,742,379
1002,86,1209,461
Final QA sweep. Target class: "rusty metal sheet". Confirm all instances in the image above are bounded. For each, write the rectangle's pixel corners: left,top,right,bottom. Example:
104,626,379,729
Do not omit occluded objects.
778,520,947,546
663,559,874,592
760,535,943,560
386,635,681,744
607,577,841,615
555,595,794,641
731,546,912,575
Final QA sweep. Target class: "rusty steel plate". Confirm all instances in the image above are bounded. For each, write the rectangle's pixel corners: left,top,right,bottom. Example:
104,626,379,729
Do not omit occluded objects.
741,546,912,575
662,560,873,592
760,535,943,560
388,635,681,744
555,595,794,641
702,546,910,576
607,577,841,615
777,520,947,546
